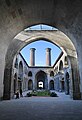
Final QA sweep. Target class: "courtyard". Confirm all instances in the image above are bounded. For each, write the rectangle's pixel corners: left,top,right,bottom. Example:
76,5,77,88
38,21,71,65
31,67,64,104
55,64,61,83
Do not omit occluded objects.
0,92,82,120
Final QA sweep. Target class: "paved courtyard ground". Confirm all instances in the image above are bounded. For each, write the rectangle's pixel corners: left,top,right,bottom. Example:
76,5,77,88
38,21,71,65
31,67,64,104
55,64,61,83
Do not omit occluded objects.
0,91,82,120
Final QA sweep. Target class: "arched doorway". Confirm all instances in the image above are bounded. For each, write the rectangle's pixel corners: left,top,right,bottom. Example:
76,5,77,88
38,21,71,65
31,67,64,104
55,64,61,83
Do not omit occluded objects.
35,70,47,90
18,61,23,91
49,80,54,90
3,30,81,100
38,81,43,89
28,79,33,90
50,71,54,77
1,0,81,100
60,78,65,92
19,61,23,80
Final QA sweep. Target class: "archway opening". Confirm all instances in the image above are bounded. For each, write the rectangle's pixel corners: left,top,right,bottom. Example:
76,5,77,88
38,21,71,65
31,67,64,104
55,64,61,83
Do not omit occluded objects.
38,81,43,90
3,24,81,100
18,61,23,91
28,71,32,77
35,71,47,90
49,80,54,90
50,71,54,77
20,39,61,66
28,79,33,90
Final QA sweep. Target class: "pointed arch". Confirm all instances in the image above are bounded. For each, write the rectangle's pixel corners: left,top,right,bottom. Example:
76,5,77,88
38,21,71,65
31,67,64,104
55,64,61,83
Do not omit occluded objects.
28,71,32,77
50,71,54,77
35,70,47,90
59,60,63,70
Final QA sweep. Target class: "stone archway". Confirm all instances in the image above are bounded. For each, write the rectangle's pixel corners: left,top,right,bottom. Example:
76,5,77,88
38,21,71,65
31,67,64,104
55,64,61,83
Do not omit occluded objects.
1,0,82,100
28,79,33,90
49,80,54,90
35,70,47,90
3,31,81,100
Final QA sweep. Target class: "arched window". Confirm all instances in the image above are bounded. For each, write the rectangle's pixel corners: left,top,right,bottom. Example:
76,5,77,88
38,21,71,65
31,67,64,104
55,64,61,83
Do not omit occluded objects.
64,56,68,65
66,72,69,79
18,61,23,80
59,60,63,70
50,71,54,76
28,71,32,77
49,80,54,90
14,58,18,68
35,70,47,89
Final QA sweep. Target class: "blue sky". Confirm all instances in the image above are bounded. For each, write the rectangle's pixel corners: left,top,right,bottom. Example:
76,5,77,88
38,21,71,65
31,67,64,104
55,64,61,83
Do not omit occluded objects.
21,24,61,66
20,40,61,66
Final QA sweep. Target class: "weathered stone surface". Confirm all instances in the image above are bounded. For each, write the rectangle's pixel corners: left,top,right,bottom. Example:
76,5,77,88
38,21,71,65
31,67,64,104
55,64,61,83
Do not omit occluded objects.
0,0,82,99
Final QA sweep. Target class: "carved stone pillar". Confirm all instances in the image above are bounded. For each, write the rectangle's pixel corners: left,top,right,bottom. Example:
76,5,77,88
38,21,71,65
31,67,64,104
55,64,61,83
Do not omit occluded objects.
30,48,36,66
46,48,51,66
68,56,81,100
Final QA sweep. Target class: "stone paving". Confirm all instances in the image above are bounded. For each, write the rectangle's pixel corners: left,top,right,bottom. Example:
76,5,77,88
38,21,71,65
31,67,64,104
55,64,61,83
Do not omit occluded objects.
0,91,82,120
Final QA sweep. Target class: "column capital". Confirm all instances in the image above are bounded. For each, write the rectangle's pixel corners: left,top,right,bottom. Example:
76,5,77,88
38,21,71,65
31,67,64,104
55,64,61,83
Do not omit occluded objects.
30,48,36,51
46,48,51,52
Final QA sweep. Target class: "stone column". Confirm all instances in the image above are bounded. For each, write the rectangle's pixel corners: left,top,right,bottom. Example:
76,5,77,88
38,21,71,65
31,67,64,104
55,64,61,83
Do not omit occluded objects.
46,48,51,66
68,56,81,100
30,48,36,66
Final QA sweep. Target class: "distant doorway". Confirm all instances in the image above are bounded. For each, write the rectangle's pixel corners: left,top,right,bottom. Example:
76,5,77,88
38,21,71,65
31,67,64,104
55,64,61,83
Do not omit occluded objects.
35,71,47,90
61,79,65,91
38,81,43,89
28,79,33,90
50,80,54,90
